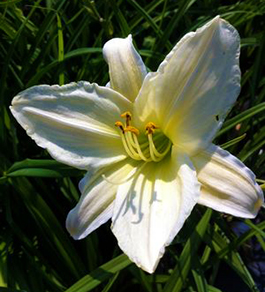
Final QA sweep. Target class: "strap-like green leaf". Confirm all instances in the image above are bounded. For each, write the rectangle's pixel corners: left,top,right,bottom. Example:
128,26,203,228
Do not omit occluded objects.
65,254,132,292
163,209,212,292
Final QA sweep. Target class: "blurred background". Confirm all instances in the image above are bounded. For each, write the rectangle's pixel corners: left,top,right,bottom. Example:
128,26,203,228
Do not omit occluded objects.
0,0,265,291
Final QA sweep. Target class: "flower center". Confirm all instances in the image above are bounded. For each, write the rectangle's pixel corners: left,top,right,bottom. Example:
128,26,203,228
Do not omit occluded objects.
115,112,172,162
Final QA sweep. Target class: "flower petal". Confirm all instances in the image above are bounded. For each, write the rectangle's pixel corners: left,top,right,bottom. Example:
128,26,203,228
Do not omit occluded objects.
11,81,132,170
192,144,264,218
66,159,137,239
134,16,240,153
103,35,147,102
111,147,200,273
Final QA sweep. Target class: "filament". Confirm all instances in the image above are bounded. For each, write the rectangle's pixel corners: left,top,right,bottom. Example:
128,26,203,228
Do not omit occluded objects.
115,112,172,163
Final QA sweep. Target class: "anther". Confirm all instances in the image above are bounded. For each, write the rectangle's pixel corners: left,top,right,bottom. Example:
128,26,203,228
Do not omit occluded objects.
115,113,171,163
121,111,132,127
124,126,139,136
145,122,159,135
115,121,124,133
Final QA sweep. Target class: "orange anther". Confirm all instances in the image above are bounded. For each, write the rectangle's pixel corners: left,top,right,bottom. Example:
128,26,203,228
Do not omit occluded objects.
115,121,124,133
145,122,159,134
121,111,132,119
124,126,140,136
121,111,132,127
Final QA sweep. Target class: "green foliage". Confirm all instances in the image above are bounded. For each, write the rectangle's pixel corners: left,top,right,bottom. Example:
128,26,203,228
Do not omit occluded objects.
0,0,264,291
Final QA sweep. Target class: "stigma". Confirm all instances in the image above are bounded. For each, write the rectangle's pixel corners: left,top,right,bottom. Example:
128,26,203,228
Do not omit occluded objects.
115,112,172,162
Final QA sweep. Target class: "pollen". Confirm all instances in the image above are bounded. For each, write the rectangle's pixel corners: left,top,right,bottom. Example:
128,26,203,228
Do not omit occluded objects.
124,126,139,136
121,111,132,119
145,122,159,134
115,121,124,133
115,112,172,162
121,111,132,126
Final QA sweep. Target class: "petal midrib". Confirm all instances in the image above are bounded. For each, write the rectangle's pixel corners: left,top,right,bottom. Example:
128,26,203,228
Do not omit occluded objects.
166,21,219,122
22,107,120,138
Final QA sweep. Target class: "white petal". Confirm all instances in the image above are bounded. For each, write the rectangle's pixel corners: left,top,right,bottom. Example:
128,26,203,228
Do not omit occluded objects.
66,159,137,239
11,81,132,170
134,17,240,153
192,144,264,218
111,147,200,273
103,35,147,102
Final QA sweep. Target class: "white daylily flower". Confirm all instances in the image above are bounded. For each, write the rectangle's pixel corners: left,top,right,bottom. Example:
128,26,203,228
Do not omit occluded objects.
10,16,264,273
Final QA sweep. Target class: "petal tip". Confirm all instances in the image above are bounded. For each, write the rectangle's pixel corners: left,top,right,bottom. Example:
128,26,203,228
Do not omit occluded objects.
127,34,133,41
103,36,128,60
66,209,87,240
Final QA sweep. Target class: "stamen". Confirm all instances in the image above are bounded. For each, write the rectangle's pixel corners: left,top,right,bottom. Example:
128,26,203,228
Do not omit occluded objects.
121,133,141,160
124,126,140,149
124,126,139,136
145,122,159,134
115,113,172,162
125,130,138,148
148,134,172,158
115,121,125,133
131,134,152,162
124,132,141,159
115,120,141,160
148,134,162,162
121,111,132,127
